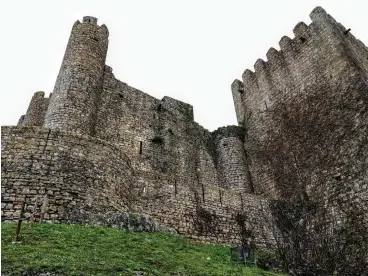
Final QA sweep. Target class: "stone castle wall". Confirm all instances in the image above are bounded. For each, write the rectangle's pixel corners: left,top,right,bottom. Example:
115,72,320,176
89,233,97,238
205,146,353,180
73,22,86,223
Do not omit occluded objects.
136,187,276,248
1,127,135,222
1,126,276,248
232,7,368,203
3,7,367,250
14,18,250,203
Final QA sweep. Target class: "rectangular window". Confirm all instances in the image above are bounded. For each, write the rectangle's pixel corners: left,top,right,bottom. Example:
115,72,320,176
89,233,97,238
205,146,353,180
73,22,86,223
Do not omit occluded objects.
219,189,223,206
139,141,143,154
240,194,244,211
201,184,205,203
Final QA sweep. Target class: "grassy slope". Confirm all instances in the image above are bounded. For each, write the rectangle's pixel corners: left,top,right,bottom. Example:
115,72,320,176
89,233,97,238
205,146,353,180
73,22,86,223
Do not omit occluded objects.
1,223,283,276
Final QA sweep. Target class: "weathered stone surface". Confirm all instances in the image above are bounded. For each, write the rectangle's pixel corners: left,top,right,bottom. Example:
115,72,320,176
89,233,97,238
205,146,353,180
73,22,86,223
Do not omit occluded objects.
1,127,135,222
2,7,367,254
18,91,49,127
233,7,368,214
1,126,276,248
87,212,177,234
44,17,109,135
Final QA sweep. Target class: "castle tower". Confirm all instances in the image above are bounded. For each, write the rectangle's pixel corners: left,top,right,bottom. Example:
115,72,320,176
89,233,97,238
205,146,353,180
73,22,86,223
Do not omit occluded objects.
18,91,50,127
44,16,109,135
232,6,368,198
212,126,254,193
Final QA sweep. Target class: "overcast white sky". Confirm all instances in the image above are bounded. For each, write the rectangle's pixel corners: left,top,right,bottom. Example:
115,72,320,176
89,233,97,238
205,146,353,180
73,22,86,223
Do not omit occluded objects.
0,1,367,131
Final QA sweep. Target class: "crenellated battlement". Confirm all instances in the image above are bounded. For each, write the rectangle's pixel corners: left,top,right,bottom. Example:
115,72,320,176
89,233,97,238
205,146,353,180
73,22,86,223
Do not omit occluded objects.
234,6,368,124
231,6,368,200
33,91,46,98
4,8,368,256
71,18,109,46
83,16,98,25
292,22,310,39
241,69,256,89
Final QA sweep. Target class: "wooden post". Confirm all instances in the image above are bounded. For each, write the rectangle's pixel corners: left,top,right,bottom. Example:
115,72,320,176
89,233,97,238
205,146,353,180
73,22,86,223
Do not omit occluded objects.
13,197,26,242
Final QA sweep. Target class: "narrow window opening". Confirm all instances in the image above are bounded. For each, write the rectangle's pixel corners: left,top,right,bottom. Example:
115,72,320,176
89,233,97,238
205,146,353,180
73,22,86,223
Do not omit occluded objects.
153,114,156,119
201,184,205,203
139,141,143,155
300,36,306,43
174,179,177,195
264,101,268,110
240,194,244,211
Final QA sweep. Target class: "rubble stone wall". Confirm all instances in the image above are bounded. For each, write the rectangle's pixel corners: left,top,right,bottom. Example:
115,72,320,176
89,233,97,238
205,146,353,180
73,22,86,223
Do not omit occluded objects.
3,7,367,252
1,126,277,248
136,185,276,248
18,92,50,127
1,126,135,222
233,7,368,204
44,17,109,135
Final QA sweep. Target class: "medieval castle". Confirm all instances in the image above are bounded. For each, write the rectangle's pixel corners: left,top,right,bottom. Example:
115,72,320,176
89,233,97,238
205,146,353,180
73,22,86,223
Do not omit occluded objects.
2,6,367,252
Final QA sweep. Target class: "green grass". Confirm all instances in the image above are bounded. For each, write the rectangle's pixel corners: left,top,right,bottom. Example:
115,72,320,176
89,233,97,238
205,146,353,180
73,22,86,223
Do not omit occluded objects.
1,222,284,276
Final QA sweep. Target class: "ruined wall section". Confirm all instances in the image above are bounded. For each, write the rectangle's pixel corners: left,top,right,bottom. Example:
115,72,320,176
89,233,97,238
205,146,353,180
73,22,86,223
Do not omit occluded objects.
44,17,109,135
1,126,136,223
233,7,368,200
18,92,50,127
